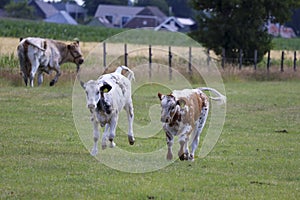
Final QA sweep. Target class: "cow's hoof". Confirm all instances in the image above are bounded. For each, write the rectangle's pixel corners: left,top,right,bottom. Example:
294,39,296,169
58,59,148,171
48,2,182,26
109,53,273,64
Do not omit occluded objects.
90,148,98,156
189,154,195,162
179,154,185,161
128,136,135,145
102,144,107,150
179,153,188,161
109,141,116,148
49,80,55,86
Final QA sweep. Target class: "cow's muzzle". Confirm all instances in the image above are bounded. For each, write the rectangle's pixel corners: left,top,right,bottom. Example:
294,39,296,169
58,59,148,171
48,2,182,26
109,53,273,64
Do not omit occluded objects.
78,58,84,65
88,104,95,110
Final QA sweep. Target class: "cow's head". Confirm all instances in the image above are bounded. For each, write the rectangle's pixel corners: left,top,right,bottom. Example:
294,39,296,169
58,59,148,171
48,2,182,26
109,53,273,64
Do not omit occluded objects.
68,40,84,72
81,80,112,113
158,93,184,123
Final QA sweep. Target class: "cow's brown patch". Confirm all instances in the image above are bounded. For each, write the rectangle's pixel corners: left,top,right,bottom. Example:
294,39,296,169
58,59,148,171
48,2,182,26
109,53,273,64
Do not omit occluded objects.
179,94,201,126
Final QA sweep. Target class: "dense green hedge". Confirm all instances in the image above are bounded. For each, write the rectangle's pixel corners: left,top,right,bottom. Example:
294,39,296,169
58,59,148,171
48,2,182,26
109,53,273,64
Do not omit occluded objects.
0,18,123,42
0,18,201,46
272,37,300,50
1,18,300,49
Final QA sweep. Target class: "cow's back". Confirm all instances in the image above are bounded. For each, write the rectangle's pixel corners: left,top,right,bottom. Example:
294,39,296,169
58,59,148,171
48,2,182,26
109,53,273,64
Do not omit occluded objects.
99,73,132,111
173,89,206,125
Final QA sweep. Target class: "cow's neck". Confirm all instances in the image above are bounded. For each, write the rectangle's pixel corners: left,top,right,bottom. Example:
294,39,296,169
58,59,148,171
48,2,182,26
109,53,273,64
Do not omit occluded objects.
55,41,71,64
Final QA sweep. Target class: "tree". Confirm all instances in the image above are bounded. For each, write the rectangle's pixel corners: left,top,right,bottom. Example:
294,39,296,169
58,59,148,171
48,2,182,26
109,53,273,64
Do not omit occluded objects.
0,0,11,9
83,0,128,16
135,0,169,15
190,0,300,64
5,1,34,19
166,0,195,18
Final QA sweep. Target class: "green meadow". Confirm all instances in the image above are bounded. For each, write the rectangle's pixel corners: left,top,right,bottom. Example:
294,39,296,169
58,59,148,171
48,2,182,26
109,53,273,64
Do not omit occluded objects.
0,20,299,198
0,76,299,199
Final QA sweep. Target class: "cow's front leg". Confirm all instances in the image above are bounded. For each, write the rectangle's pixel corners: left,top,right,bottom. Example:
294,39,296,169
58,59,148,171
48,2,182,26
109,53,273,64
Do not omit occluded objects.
178,134,187,160
101,124,109,150
125,103,135,145
49,65,61,86
91,119,100,156
177,126,192,160
165,128,174,160
108,115,117,148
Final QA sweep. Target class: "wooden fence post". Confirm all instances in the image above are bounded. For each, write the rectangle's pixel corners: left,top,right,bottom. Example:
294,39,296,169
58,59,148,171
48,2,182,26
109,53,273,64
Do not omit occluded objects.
149,45,152,78
103,42,106,68
169,46,172,80
207,48,211,66
267,50,270,72
188,46,192,75
254,49,257,70
222,48,225,69
281,51,284,72
294,51,297,71
239,49,243,70
124,43,128,67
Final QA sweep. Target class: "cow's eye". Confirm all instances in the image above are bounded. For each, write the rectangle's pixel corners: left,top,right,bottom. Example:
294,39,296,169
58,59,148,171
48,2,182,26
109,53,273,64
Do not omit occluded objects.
96,91,100,95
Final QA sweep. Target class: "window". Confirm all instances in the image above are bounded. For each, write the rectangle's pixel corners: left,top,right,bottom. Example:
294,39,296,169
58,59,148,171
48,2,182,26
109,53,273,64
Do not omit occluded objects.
105,15,113,23
122,16,131,26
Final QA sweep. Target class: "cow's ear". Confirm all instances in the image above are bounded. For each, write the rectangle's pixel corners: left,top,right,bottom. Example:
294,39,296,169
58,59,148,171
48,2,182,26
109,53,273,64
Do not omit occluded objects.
158,92,164,100
80,81,85,89
100,83,112,93
73,38,80,45
177,99,186,108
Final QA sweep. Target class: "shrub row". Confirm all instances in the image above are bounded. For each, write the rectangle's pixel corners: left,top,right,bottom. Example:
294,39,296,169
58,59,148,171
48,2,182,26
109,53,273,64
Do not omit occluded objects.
0,18,122,42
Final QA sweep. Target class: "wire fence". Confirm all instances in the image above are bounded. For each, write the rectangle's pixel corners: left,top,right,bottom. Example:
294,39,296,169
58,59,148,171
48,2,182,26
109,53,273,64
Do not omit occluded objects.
102,43,298,77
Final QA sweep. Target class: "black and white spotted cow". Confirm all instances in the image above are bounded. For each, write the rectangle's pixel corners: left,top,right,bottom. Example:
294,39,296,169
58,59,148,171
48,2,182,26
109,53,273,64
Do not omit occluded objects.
80,66,135,156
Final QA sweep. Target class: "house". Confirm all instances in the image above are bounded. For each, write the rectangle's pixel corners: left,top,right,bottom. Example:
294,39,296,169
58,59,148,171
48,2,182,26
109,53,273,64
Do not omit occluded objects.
92,4,195,32
28,0,58,19
176,17,196,32
52,2,87,22
87,17,114,28
0,9,8,18
267,22,296,38
94,4,144,28
28,0,82,25
154,16,184,32
44,10,78,25
123,6,166,29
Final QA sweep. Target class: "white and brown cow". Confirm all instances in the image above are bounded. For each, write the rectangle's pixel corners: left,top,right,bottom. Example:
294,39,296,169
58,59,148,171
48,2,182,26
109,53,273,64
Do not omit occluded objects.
80,66,135,156
158,87,226,161
17,37,84,87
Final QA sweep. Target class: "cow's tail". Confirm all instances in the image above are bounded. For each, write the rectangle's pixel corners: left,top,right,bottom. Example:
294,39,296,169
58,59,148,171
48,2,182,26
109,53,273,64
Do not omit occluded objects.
199,87,226,105
21,38,47,51
115,65,135,81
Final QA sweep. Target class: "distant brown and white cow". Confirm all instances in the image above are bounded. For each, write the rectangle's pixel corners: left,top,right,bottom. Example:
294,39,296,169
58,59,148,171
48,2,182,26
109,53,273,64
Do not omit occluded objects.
80,66,135,156
17,37,84,87
158,87,226,161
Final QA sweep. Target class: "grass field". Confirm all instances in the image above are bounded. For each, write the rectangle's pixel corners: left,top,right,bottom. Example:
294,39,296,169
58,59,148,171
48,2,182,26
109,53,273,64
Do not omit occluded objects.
0,74,299,199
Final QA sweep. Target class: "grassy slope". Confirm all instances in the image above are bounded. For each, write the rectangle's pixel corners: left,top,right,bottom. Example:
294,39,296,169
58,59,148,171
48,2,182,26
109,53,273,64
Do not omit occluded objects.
0,79,299,199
